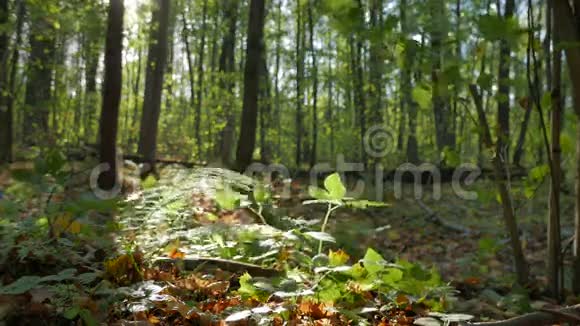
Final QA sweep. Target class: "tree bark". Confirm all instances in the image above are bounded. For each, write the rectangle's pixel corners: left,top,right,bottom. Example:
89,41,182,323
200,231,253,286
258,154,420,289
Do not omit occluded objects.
547,0,563,298
307,0,318,168
295,0,304,166
552,0,580,294
430,0,454,155
138,0,171,171
98,0,124,190
217,0,239,166
194,0,208,159
23,9,56,146
235,0,266,170
401,0,419,163
470,84,529,286
496,0,515,161
0,0,11,164
512,107,532,167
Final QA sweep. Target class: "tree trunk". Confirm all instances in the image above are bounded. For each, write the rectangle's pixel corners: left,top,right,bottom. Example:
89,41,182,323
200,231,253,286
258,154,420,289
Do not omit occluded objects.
547,19,563,299
512,107,532,167
326,33,335,159
195,0,208,159
496,0,515,162
23,12,56,146
552,0,580,294
130,41,143,149
470,84,529,286
217,0,239,166
138,0,171,171
0,0,10,164
235,0,266,170
369,0,383,124
295,0,304,167
181,10,196,143
274,0,282,158
308,0,318,168
259,54,272,162
430,0,454,156
401,0,419,163
98,0,124,191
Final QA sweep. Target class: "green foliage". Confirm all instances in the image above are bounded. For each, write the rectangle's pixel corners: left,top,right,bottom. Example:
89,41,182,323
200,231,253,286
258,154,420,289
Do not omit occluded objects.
412,85,432,110
477,15,524,43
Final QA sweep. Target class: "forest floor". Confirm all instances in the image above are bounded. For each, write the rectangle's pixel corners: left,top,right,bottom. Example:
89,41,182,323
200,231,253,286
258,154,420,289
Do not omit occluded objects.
0,160,577,325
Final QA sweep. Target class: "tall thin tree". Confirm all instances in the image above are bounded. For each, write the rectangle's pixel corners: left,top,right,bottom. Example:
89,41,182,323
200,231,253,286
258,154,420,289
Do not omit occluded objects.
138,0,171,172
235,0,267,170
98,0,124,190
0,0,11,164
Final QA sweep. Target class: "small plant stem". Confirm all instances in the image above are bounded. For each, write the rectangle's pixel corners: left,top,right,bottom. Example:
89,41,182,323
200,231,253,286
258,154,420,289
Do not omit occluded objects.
318,203,337,254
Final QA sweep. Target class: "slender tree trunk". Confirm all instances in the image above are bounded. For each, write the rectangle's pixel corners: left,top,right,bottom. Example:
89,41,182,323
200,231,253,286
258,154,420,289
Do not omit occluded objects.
275,0,282,158
181,10,196,146
23,13,56,146
84,48,99,144
470,84,529,286
369,0,383,122
327,33,335,159
259,54,272,162
497,0,515,162
308,0,318,168
548,11,563,299
401,0,419,163
216,0,239,166
165,3,176,114
0,0,10,164
4,0,23,157
98,0,124,191
295,0,304,166
235,0,266,170
430,0,454,155
138,0,171,171
355,40,367,165
130,45,143,149
195,0,208,159
553,0,580,294
512,107,532,167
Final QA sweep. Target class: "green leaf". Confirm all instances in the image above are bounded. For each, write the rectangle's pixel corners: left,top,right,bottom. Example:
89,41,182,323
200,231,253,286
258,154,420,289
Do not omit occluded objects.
477,15,523,42
40,268,77,282
541,92,552,109
215,186,241,211
305,232,336,243
0,276,42,294
412,86,432,110
308,186,330,200
362,248,386,274
237,273,258,299
477,73,493,90
382,268,404,285
141,176,157,189
63,306,80,320
253,183,271,204
528,164,549,181
329,249,350,266
78,309,98,326
324,173,346,200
